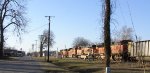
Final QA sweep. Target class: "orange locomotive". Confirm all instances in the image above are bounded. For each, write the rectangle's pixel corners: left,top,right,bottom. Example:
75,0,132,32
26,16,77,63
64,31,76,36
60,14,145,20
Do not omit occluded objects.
60,40,131,61
96,40,130,61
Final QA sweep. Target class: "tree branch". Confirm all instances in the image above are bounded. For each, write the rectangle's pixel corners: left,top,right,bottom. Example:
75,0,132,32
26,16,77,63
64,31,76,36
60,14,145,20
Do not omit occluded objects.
3,22,16,30
1,0,10,23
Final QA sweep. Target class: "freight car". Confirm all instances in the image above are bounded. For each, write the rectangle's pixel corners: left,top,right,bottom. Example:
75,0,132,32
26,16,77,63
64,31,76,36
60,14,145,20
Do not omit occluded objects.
128,40,150,61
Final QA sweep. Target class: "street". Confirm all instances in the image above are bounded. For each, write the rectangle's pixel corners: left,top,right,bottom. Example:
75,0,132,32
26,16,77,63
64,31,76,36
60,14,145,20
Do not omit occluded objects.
0,56,69,73
0,56,44,73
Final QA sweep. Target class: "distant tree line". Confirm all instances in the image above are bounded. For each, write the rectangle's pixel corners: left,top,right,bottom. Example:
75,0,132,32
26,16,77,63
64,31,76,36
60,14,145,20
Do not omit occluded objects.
72,25,137,48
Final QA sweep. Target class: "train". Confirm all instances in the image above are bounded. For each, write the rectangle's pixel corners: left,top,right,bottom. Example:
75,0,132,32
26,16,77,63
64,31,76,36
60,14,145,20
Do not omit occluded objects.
60,40,150,62
128,40,150,61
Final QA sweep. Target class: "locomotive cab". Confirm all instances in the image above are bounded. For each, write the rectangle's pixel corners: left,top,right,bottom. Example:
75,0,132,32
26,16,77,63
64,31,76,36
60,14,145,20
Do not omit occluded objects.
120,40,132,62
111,40,132,62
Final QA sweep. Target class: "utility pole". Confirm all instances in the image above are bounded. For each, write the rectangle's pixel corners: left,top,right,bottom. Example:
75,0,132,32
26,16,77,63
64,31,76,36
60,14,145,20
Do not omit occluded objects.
104,0,111,73
56,48,58,58
35,40,37,52
32,44,34,52
45,16,54,62
32,44,34,56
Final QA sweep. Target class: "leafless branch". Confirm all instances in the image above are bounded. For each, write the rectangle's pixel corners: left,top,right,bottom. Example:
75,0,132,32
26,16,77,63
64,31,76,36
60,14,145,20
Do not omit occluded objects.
0,0,27,46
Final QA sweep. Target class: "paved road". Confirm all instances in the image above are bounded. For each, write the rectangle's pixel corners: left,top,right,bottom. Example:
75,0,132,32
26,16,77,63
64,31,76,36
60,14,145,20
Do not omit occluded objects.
0,56,68,73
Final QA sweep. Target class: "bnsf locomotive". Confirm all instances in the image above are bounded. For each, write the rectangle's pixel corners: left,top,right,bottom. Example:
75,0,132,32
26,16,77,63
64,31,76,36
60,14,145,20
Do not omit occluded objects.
60,40,150,62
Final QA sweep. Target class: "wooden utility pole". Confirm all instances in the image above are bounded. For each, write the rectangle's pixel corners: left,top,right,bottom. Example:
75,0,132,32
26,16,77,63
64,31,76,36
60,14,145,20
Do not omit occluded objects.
104,0,111,73
56,48,58,58
35,40,37,52
32,44,34,56
45,16,54,62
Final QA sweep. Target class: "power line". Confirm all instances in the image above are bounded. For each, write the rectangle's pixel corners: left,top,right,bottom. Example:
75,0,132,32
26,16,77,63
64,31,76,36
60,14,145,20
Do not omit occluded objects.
27,24,47,33
118,0,127,25
127,2,138,41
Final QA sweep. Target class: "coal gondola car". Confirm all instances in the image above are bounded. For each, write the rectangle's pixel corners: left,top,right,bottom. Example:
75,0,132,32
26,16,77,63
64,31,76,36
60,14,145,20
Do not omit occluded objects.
128,40,150,61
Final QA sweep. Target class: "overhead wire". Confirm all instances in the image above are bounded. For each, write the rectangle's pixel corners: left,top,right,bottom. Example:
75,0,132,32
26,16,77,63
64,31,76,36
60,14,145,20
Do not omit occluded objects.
118,0,127,25
27,24,47,34
127,1,138,41
110,0,120,41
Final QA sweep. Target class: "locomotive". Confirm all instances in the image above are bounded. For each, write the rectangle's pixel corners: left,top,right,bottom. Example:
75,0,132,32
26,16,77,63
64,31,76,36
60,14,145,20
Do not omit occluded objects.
60,40,150,62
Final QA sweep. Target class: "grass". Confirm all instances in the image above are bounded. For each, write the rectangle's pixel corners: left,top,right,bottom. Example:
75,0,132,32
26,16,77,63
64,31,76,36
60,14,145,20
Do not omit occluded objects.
34,56,150,73
34,57,105,73
0,56,18,61
51,58,105,73
33,56,71,73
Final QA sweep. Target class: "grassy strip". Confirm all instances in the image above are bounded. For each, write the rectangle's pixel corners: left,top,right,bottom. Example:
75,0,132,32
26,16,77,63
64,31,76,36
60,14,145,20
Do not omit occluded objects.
0,56,17,61
33,57,103,73
50,58,104,73
33,57,71,72
34,57,150,73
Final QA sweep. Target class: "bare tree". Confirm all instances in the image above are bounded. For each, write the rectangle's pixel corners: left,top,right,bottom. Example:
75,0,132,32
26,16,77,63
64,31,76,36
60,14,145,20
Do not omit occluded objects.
0,0,27,57
120,25,133,40
42,30,55,48
39,35,44,57
120,26,142,42
112,25,134,42
72,37,91,48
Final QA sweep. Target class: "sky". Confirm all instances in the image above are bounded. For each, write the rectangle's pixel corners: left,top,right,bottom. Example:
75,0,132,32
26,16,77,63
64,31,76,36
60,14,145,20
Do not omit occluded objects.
5,0,150,53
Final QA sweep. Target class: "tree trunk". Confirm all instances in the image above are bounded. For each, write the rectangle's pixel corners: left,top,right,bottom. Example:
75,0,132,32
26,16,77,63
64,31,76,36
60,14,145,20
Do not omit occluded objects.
104,0,111,72
40,42,43,57
0,19,4,58
75,47,77,58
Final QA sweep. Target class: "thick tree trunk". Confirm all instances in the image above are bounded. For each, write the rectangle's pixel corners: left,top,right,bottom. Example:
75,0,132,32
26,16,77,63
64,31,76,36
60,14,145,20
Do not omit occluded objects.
0,20,4,58
104,0,111,72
